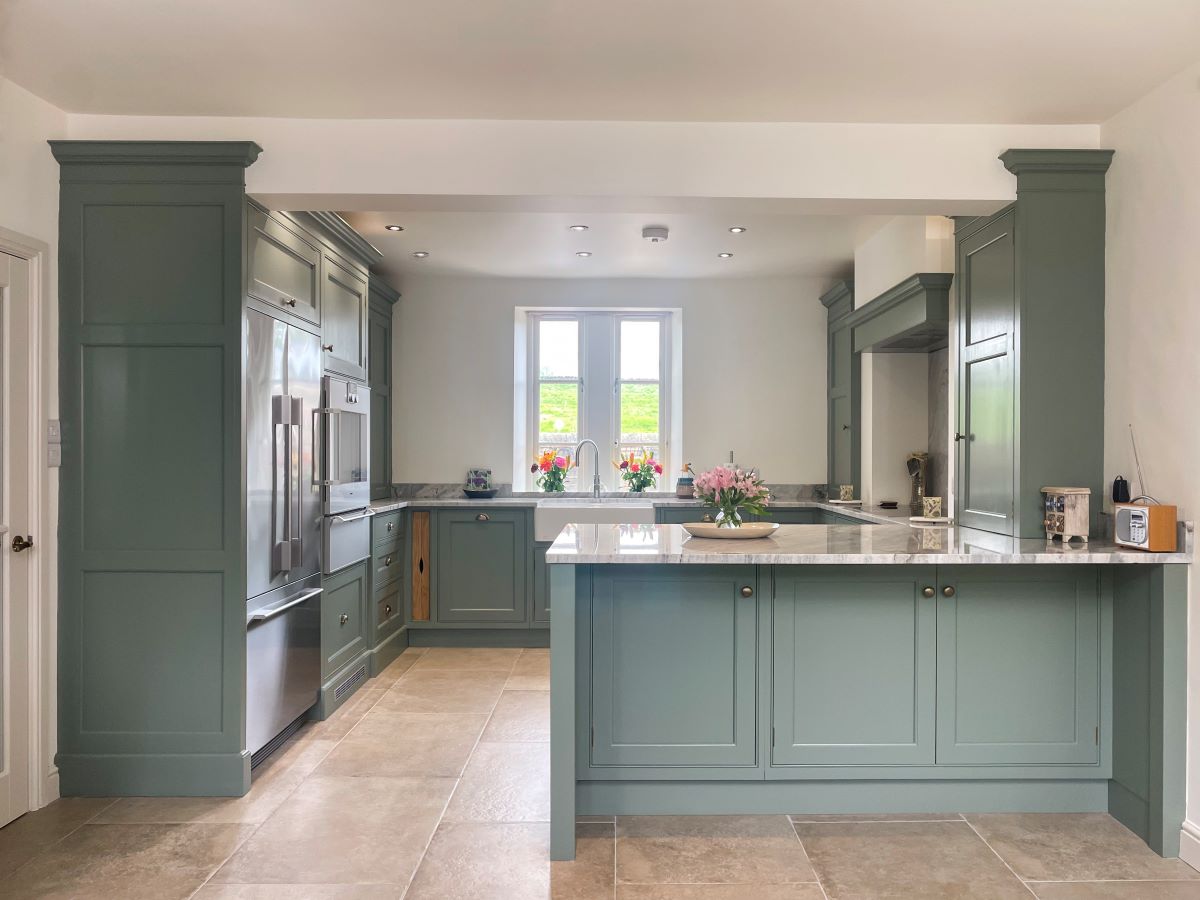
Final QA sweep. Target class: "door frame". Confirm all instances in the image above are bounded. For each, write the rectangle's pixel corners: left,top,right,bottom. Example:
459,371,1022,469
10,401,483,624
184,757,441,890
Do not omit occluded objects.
0,225,56,812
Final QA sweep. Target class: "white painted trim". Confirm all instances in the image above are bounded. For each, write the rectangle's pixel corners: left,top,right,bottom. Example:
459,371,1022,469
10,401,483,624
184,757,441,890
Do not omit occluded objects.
0,226,57,810
1180,820,1200,871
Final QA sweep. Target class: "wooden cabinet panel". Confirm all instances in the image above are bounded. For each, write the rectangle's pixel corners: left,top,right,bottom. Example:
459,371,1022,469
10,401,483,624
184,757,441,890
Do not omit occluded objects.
246,205,321,326
433,509,528,624
321,251,368,381
322,560,368,679
411,511,430,622
773,568,936,765
590,566,757,768
936,567,1101,765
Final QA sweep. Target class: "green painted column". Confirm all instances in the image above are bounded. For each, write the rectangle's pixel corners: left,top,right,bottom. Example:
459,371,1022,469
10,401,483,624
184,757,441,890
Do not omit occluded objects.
50,141,260,796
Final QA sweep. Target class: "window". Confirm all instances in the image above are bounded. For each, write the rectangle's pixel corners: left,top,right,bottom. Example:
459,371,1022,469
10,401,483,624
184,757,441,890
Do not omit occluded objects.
524,311,673,491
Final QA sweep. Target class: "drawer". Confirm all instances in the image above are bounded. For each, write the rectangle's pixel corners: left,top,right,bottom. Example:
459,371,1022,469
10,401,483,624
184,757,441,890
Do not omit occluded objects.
373,544,402,588
373,511,404,546
321,560,368,679
324,512,370,575
656,506,717,525
376,582,402,630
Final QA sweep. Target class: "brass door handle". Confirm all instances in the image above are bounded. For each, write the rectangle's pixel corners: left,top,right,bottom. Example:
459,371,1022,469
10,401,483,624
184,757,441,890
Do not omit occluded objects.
340,613,349,625
11,535,33,553
922,586,935,598
476,513,490,522
740,586,754,598
942,586,956,598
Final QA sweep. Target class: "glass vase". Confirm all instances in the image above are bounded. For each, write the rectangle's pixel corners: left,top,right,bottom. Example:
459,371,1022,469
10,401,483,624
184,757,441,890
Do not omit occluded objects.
715,507,743,528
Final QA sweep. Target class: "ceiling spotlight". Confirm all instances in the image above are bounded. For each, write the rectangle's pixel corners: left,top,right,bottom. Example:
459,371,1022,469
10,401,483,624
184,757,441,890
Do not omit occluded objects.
728,226,747,234
385,224,404,232
568,224,589,232
718,252,734,259
412,251,430,259
576,251,593,258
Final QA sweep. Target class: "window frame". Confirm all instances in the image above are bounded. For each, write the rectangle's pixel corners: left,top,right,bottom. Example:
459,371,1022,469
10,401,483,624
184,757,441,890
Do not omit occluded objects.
527,313,584,490
613,313,670,484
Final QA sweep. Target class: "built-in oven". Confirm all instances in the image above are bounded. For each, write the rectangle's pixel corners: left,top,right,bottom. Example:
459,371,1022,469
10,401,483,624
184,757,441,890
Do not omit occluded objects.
321,375,371,515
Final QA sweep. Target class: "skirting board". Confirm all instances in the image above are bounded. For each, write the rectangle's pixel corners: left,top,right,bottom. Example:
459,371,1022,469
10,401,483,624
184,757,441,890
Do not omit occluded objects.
57,751,251,798
408,628,549,648
369,626,410,676
1179,820,1200,872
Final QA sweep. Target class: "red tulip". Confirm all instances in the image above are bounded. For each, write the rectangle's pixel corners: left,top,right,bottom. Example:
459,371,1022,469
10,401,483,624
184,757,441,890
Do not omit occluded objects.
630,462,640,473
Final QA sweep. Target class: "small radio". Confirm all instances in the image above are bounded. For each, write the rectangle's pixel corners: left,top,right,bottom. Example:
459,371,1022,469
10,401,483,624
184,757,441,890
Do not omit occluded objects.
1114,503,1177,552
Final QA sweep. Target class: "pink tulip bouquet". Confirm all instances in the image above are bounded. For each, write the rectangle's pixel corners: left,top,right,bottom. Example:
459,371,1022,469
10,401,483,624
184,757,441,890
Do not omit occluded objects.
693,465,770,527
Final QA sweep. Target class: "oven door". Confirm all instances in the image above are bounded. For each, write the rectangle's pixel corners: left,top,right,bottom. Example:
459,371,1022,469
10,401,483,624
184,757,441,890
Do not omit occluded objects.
322,375,371,514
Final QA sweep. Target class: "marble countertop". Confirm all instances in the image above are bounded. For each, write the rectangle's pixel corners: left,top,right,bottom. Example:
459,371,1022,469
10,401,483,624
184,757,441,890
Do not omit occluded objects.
367,495,901,518
544,522,1195,565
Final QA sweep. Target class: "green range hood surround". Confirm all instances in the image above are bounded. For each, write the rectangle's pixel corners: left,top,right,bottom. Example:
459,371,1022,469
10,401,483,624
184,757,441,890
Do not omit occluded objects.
846,272,953,353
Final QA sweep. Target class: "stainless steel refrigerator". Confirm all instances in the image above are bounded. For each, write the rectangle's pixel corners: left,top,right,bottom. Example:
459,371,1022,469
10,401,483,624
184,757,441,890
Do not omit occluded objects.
245,309,323,759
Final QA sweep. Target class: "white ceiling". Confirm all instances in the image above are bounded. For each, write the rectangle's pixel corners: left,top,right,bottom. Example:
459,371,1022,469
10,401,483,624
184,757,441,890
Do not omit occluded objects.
341,208,877,281
5,0,1199,122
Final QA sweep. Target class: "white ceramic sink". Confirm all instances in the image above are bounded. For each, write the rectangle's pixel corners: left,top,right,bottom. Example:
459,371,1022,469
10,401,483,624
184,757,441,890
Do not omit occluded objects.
534,500,656,542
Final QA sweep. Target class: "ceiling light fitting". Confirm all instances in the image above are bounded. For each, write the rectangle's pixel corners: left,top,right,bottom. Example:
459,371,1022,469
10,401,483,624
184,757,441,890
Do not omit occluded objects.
642,225,669,243
568,224,589,232
728,226,747,234
576,251,592,258
385,224,404,232
718,252,734,259
412,251,429,259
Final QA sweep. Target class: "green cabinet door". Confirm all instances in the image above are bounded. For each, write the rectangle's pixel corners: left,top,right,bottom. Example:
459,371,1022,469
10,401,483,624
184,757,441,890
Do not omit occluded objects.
367,292,393,500
655,506,717,525
828,319,859,489
756,509,819,524
532,543,551,625
590,565,758,768
773,567,936,766
321,250,368,382
246,204,321,326
434,509,529,624
936,566,1101,765
322,560,369,679
956,210,1016,534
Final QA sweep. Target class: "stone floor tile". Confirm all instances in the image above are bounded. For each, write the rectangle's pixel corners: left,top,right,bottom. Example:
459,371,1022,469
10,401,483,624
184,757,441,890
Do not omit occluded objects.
513,648,550,675
375,668,508,714
405,822,550,900
618,885,826,899
617,815,816,885
443,741,551,822
481,690,550,742
1029,882,1200,899
505,673,551,691
194,885,402,899
315,711,486,778
794,819,1031,899
368,647,425,689
0,797,115,879
3,822,253,899
95,739,336,825
790,812,964,823
211,775,453,885
552,823,615,900
412,647,522,672
965,814,1200,882
298,687,386,740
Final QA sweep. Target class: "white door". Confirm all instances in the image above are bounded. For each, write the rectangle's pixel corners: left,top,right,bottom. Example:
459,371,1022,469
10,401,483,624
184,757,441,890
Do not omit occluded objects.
0,251,32,827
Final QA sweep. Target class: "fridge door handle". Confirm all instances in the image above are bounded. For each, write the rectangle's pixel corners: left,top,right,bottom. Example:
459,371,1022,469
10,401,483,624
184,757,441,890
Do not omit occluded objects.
248,587,323,624
290,396,303,564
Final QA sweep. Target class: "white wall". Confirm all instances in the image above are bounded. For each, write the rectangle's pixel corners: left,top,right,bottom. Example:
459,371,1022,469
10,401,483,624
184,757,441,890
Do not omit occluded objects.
393,275,829,485
1100,57,1200,866
0,76,67,808
853,217,954,505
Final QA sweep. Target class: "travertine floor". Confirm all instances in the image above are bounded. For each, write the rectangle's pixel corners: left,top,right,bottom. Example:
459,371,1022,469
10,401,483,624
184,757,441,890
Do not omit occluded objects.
1,646,1197,898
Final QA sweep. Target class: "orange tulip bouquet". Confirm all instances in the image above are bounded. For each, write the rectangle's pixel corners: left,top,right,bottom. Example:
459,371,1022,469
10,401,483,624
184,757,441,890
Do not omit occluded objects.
616,449,663,493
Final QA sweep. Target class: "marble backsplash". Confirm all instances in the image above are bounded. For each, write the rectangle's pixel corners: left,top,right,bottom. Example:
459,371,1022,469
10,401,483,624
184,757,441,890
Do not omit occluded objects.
389,482,832,501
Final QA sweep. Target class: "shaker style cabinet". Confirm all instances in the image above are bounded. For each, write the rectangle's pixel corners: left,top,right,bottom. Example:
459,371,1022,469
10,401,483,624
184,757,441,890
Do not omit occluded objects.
320,249,369,382
433,509,529,624
588,566,758,769
246,203,322,327
321,559,370,681
820,281,858,492
368,278,399,500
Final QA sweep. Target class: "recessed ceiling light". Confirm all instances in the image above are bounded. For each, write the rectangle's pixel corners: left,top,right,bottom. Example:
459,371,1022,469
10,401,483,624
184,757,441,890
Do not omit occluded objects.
568,224,589,232
412,251,430,259
576,251,592,258
385,224,404,232
728,226,747,234
718,252,734,259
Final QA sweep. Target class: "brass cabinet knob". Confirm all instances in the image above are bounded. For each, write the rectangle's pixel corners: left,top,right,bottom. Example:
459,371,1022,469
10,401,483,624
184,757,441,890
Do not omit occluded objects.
339,613,349,625
384,604,393,616
476,513,490,522
942,586,956,598
922,586,935,598
702,514,714,523
740,586,754,598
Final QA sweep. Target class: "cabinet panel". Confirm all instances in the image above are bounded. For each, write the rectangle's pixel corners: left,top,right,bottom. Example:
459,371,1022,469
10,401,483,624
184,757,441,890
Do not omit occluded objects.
434,509,528,624
411,511,431,621
367,298,392,499
590,566,757,767
773,568,936,765
655,506,717,525
321,252,368,381
829,393,853,487
532,543,551,625
756,509,819,524
936,567,1101,765
322,560,368,679
375,581,403,636
246,206,321,326
373,543,402,589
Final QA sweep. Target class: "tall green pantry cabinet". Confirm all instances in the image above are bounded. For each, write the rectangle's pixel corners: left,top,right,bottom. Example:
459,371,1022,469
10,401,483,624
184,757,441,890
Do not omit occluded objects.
821,281,858,491
52,141,261,796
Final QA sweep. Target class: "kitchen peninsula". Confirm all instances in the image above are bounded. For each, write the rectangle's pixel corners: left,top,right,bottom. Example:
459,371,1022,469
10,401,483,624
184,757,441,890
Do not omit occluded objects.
547,521,1192,861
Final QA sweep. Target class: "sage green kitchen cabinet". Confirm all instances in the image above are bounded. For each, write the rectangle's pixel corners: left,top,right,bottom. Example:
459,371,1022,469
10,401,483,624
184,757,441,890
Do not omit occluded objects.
433,509,529,624
773,568,936,766
321,560,370,681
532,543,551,625
654,506,716,525
821,281,858,492
320,249,369,382
368,279,399,500
366,511,407,675
589,566,758,768
935,566,1102,766
955,150,1112,538
246,202,322,327
756,509,819,524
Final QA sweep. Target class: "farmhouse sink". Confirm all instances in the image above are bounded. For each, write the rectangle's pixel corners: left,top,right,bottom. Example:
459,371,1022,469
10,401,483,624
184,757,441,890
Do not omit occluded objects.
534,500,656,542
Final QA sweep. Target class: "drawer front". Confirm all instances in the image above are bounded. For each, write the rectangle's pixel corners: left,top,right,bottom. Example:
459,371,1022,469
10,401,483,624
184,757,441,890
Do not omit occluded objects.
324,513,370,575
757,509,819,524
322,561,368,679
246,206,321,326
434,509,528,624
375,581,403,634
373,543,402,588
373,511,403,546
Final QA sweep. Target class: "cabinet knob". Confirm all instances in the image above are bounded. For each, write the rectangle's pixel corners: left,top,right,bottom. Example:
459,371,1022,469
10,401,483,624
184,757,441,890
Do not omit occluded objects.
740,585,754,598
384,604,393,616
922,586,935,598
476,513,490,522
384,556,393,566
387,522,395,532
842,424,850,431
322,344,334,352
953,432,970,442
281,297,297,308
339,613,349,625
942,586,956,598
702,514,714,523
